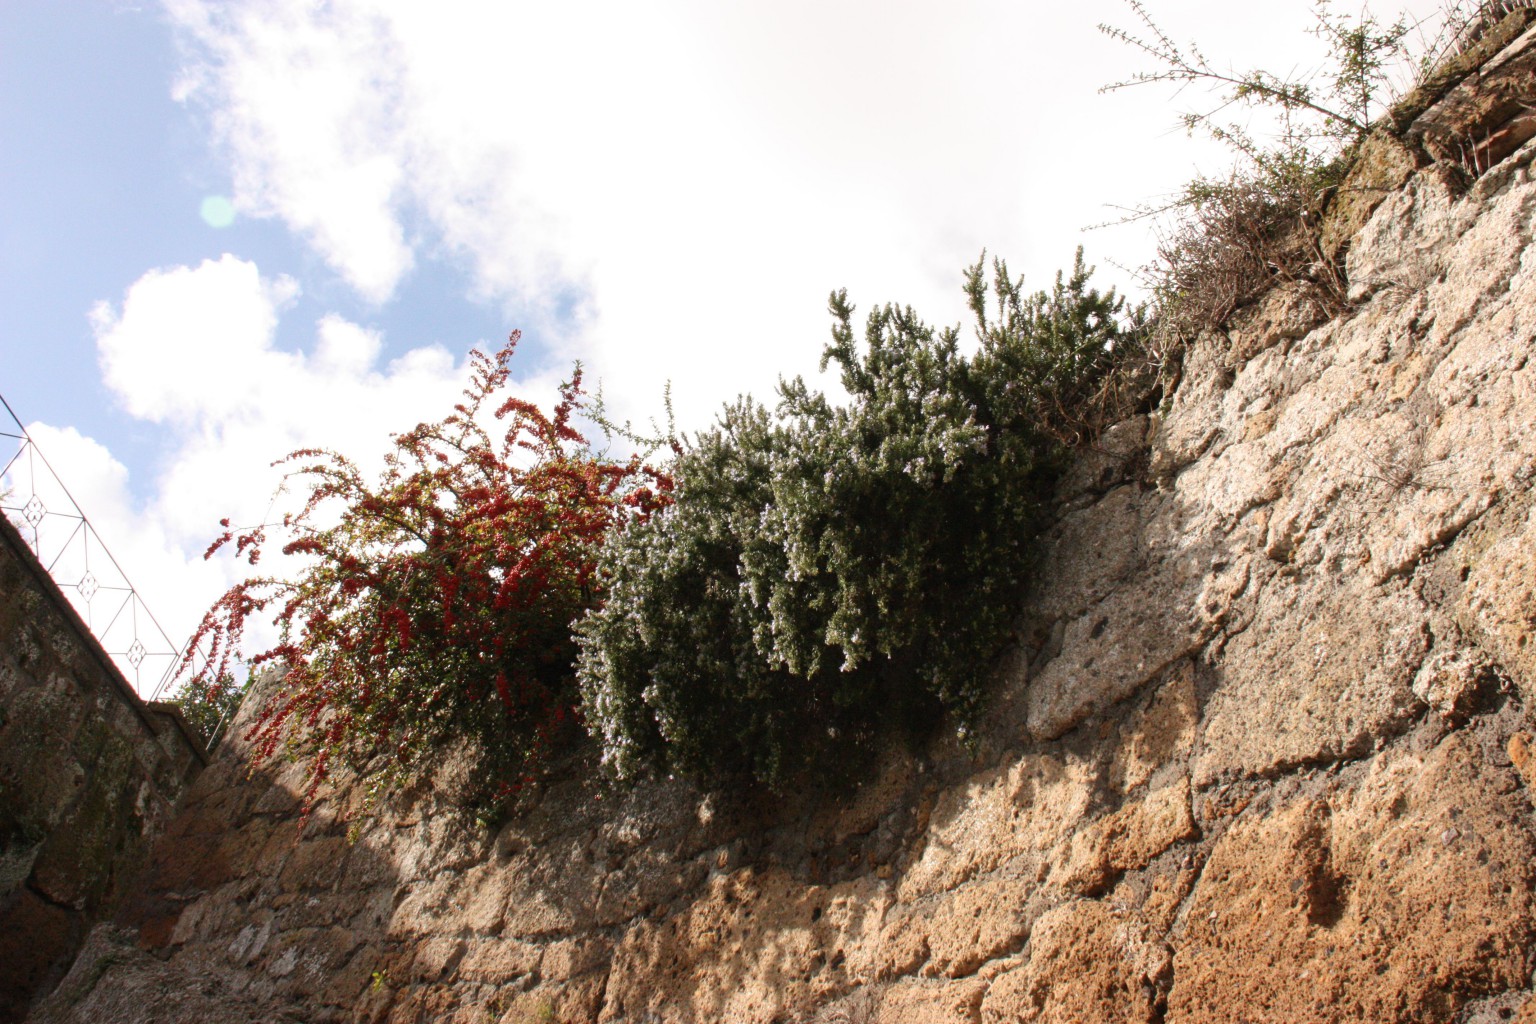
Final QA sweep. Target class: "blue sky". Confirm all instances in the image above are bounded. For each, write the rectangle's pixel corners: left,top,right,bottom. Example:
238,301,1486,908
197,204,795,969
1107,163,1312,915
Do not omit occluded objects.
0,2,512,483
2,2,202,460
0,0,1448,691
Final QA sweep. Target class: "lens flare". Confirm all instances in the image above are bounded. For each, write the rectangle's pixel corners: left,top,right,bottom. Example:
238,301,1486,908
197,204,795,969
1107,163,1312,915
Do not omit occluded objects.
199,195,236,228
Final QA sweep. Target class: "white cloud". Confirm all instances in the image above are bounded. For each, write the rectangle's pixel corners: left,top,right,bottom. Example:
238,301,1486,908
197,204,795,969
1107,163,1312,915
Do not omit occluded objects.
162,0,1451,435
6,424,129,529
167,0,414,303
313,313,383,376
86,254,506,537
90,254,300,424
4,421,228,695
46,255,566,692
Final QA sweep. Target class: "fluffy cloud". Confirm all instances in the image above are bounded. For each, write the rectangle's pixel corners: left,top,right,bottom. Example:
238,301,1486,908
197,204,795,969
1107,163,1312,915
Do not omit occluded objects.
90,254,300,424
25,255,565,693
162,0,1450,433
150,1,1203,430
4,420,228,696
166,0,413,303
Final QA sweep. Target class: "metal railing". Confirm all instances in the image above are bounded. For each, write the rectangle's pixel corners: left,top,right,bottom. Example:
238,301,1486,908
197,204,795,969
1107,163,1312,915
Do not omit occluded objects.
0,393,203,702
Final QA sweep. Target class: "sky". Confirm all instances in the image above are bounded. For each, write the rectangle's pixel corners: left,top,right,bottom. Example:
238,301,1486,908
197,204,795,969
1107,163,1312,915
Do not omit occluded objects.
0,0,1451,695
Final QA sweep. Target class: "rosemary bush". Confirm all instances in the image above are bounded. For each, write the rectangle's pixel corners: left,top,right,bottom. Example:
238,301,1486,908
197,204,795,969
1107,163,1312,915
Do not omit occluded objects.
577,252,1131,789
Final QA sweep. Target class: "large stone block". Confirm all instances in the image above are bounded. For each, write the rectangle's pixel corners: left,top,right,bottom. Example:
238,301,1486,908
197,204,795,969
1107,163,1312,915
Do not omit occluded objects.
1169,733,1536,1023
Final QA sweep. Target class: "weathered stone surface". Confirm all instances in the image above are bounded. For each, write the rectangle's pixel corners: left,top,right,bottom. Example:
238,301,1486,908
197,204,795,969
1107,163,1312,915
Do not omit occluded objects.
1109,663,1198,794
1410,19,1536,172
1024,574,1210,742
1195,576,1429,785
1029,484,1148,622
1224,280,1333,364
898,750,1094,901
919,872,1038,978
1320,131,1425,261
1461,505,1536,706
1386,10,1536,134
600,866,876,1022
1347,166,1460,302
981,901,1171,1024
1413,639,1498,720
1047,777,1196,895
1168,733,1536,1023
870,976,988,1024
1055,416,1150,505
0,891,81,1024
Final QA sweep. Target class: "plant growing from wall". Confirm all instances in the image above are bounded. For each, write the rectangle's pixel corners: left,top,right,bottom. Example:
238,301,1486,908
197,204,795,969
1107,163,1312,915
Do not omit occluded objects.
577,251,1131,789
1099,0,1419,342
1101,0,1414,150
166,669,247,749
174,334,671,813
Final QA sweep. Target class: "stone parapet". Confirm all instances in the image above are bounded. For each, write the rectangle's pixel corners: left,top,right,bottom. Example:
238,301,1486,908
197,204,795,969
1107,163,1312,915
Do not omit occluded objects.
0,516,205,1023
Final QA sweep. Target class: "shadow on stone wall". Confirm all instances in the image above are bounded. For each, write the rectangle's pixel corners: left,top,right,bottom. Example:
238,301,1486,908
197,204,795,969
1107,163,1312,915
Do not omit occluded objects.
31,674,938,1023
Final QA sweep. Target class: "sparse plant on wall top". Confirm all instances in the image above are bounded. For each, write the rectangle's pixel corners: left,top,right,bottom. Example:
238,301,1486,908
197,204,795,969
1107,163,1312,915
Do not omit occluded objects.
1101,0,1413,151
1099,0,1427,344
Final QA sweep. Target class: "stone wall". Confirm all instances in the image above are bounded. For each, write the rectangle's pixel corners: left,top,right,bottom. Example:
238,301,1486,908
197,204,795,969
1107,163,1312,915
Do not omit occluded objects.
0,516,206,1023
28,20,1536,1024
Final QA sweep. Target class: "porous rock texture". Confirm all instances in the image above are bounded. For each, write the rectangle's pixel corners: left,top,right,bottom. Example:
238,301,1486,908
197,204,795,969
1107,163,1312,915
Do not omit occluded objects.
29,27,1536,1024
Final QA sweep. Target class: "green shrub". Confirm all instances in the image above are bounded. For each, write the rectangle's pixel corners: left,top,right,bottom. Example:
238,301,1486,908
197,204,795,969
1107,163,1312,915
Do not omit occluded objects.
166,670,247,749
576,251,1131,788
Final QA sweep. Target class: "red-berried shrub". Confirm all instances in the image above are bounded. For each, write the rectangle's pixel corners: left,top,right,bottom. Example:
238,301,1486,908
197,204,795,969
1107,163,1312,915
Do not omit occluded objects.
175,333,671,816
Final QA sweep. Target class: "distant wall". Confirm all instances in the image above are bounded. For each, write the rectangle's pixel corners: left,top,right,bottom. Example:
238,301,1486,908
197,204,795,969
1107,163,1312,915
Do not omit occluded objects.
0,516,206,1023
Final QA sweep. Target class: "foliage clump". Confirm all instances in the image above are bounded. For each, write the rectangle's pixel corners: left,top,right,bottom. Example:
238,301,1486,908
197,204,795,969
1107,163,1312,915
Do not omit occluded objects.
166,670,247,749
176,335,671,812
576,252,1132,789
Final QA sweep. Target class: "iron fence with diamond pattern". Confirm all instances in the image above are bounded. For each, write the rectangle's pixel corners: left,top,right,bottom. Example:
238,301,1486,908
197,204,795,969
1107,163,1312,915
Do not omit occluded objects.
0,393,206,701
